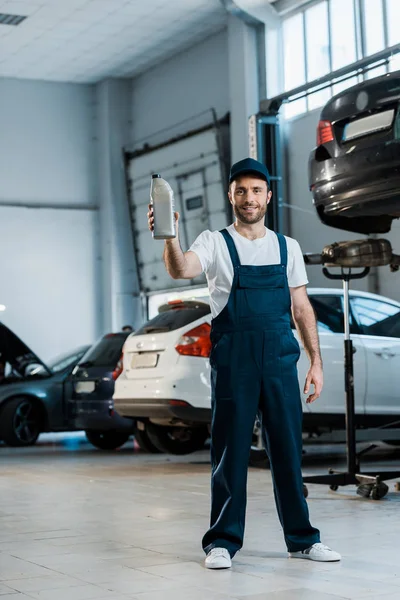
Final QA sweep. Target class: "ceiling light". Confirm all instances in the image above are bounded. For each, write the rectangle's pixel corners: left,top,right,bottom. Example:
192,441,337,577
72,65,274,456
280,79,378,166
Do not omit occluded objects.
0,305,6,312
0,13,27,26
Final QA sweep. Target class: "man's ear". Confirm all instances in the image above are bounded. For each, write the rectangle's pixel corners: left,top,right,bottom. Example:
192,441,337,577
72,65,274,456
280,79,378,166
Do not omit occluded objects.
267,190,272,205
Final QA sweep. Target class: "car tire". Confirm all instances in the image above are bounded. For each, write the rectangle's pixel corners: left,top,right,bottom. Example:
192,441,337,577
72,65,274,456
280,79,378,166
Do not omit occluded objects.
145,423,208,455
0,397,41,447
133,424,162,453
85,430,130,450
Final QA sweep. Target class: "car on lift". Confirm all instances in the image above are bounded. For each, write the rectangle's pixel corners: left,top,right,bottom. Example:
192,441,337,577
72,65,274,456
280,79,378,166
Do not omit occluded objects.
113,291,400,457
309,70,400,235
69,331,159,452
0,322,89,446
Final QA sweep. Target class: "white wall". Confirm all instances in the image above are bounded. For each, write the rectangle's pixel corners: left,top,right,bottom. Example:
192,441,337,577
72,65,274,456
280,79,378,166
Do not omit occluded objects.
0,206,98,361
0,78,100,361
283,109,400,299
131,30,229,148
0,79,96,207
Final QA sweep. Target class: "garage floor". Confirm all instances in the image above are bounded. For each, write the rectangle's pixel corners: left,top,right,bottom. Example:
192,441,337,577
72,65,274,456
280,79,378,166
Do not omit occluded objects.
1,437,400,600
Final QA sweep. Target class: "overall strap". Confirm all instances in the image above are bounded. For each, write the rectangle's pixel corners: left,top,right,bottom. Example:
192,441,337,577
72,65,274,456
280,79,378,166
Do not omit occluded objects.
276,232,288,268
219,229,241,269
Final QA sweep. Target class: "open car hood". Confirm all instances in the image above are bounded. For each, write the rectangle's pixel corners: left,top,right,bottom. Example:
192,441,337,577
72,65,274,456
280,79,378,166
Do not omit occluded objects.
0,322,51,378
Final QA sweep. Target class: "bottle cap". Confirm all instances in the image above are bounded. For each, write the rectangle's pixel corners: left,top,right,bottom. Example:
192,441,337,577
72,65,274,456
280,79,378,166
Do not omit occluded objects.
152,173,161,179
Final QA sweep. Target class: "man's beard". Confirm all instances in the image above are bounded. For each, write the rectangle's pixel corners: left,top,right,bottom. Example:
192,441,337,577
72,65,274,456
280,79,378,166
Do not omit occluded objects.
233,203,267,225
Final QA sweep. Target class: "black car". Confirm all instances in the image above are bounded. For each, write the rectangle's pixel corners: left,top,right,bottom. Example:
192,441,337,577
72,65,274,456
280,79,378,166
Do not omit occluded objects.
70,332,161,452
308,71,400,235
0,322,89,446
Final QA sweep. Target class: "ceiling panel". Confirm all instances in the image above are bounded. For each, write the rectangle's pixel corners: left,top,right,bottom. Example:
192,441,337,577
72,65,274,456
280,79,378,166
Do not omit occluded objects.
0,0,228,83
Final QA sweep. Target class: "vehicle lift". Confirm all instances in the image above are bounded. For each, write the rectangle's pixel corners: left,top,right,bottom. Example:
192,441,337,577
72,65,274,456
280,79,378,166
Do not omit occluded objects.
302,240,400,500
251,112,400,500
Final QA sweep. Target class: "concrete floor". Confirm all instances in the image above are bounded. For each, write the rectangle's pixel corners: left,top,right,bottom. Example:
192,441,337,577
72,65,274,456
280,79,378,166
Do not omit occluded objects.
1,435,400,600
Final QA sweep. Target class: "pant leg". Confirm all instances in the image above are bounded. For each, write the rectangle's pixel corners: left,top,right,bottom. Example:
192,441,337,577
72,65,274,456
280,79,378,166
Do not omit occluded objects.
259,329,320,552
202,331,261,558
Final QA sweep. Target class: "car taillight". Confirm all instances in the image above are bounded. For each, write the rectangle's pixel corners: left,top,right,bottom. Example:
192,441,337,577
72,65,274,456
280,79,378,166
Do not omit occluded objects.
175,323,211,358
112,352,124,380
317,120,334,146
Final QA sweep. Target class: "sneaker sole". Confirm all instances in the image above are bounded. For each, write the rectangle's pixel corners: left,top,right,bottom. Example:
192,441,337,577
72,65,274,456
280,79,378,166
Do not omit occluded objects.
289,553,341,562
205,561,232,569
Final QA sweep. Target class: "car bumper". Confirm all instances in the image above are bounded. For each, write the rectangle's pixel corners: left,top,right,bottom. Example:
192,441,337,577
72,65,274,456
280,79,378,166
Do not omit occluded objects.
113,369,211,423
309,140,400,219
114,397,211,423
70,399,135,432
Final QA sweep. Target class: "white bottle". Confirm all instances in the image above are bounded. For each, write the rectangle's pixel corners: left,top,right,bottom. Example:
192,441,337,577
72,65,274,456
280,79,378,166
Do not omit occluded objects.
150,174,176,240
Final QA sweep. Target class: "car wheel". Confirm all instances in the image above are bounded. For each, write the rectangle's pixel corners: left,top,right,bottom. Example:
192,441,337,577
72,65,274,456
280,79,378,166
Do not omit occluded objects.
133,424,162,453
145,423,208,455
85,430,130,450
0,397,41,447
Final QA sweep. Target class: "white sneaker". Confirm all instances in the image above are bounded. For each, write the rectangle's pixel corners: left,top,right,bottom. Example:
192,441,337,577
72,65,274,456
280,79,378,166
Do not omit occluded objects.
205,547,232,569
289,543,341,562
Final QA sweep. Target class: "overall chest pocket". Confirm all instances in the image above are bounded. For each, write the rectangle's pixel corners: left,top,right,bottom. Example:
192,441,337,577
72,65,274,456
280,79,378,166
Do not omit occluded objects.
238,273,284,289
236,266,286,316
237,265,285,289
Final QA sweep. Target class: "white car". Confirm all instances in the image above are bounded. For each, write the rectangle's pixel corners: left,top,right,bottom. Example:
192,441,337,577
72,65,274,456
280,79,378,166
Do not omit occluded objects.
113,289,400,455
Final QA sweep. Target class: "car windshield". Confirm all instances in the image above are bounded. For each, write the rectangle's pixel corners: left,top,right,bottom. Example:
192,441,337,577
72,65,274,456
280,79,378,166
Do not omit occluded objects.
77,334,128,368
46,347,89,374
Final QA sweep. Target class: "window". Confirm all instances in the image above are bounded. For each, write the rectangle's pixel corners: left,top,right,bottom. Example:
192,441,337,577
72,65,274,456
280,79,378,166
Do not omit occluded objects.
363,0,385,56
365,63,387,79
307,87,331,111
305,1,330,81
389,54,400,73
49,348,87,373
78,334,127,368
283,97,308,120
351,297,400,338
283,13,306,91
135,304,211,335
332,74,360,96
280,0,393,119
330,0,357,70
386,0,400,46
308,294,360,334
308,295,343,334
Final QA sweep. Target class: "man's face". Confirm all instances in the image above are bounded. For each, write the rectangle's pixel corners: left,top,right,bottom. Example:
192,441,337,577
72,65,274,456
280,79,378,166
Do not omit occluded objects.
229,175,272,225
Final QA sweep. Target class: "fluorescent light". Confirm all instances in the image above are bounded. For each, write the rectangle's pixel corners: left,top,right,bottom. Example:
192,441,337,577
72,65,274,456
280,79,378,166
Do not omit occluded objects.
0,305,5,312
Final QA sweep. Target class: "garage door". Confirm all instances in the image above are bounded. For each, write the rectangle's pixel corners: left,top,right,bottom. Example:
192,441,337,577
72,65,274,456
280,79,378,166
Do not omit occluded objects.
126,126,230,294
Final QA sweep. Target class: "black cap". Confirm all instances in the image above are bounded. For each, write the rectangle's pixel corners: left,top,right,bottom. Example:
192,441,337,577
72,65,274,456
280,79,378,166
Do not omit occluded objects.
229,158,271,187
152,173,161,179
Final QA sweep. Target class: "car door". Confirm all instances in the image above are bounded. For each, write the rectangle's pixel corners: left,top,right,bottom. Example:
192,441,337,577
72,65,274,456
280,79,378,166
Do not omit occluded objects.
350,295,400,416
294,293,367,415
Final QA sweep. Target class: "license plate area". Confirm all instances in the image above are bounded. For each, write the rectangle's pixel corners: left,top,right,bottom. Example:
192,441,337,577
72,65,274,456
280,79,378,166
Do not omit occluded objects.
74,381,96,394
343,109,395,142
131,352,159,369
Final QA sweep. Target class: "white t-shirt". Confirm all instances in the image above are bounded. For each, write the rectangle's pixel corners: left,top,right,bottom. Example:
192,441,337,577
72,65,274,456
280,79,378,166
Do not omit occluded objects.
189,224,308,319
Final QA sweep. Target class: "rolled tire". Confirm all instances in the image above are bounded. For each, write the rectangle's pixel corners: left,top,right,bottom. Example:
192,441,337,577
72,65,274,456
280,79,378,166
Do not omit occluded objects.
134,424,162,453
0,397,41,447
85,430,130,450
145,423,208,455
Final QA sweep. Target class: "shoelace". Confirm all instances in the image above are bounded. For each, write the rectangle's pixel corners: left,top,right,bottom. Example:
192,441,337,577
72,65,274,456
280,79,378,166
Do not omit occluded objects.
310,543,332,552
302,543,332,555
211,548,229,557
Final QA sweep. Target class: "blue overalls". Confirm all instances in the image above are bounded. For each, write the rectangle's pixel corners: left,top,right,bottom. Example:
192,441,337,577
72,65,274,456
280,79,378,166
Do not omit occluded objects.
202,228,320,558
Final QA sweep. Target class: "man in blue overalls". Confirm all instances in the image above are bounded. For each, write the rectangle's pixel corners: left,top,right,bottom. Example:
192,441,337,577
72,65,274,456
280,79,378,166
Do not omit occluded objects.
148,158,341,569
